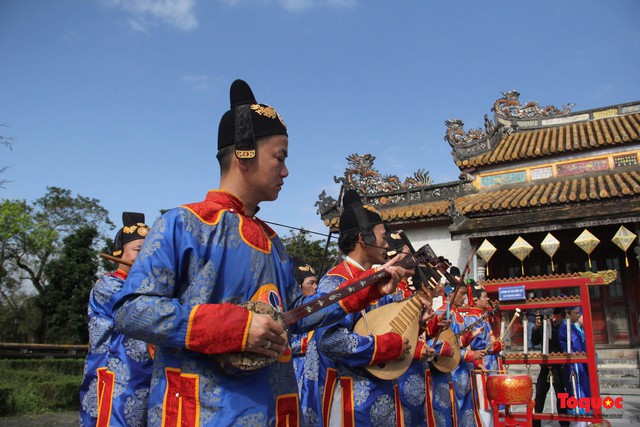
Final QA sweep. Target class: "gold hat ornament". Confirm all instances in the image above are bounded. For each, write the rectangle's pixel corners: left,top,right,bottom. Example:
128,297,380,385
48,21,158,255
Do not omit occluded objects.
477,239,497,277
612,225,637,267
541,232,560,272
509,236,533,276
574,229,600,269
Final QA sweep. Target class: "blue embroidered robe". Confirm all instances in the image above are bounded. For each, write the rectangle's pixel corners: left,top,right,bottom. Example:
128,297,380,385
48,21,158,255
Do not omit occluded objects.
465,307,502,426
299,261,424,427
80,270,153,427
112,191,384,427
558,319,591,415
425,304,467,427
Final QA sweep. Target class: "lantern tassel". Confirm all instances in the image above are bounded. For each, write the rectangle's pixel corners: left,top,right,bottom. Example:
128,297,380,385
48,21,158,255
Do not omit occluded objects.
550,257,555,272
521,262,525,276
588,255,592,269
625,252,629,268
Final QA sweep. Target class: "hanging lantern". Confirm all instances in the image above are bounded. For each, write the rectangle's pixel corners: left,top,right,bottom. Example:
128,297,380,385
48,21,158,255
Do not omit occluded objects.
509,236,533,276
477,239,497,277
574,229,600,269
541,233,560,272
612,225,637,267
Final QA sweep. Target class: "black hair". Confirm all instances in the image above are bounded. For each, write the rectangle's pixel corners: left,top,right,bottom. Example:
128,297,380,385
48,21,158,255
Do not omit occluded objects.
338,229,359,255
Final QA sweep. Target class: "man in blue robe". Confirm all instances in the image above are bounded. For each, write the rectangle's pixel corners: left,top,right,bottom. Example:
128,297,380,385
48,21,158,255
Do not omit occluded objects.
299,191,429,426
112,80,410,427
558,306,590,422
80,212,152,427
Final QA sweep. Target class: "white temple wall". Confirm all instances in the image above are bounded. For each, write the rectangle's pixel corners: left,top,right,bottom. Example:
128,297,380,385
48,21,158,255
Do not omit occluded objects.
403,225,475,279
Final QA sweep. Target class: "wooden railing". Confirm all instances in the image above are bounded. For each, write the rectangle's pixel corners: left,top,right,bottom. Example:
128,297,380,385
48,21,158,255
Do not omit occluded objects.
0,342,88,359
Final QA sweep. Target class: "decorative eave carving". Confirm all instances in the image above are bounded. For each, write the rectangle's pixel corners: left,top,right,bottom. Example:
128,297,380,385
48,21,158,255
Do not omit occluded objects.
578,270,618,285
447,197,466,225
315,153,474,223
333,153,433,195
492,90,575,120
445,90,577,163
444,115,517,162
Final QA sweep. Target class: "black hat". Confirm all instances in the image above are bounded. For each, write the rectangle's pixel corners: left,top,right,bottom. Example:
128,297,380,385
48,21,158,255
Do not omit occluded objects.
385,226,406,257
470,279,486,300
217,79,287,159
293,258,317,285
339,189,383,245
449,266,461,278
112,212,150,257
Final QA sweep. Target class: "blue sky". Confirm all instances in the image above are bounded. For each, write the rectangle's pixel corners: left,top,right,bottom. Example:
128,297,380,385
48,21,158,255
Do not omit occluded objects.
1,0,639,239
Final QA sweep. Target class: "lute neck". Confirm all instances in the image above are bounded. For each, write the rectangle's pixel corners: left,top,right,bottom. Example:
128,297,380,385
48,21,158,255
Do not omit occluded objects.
281,253,420,326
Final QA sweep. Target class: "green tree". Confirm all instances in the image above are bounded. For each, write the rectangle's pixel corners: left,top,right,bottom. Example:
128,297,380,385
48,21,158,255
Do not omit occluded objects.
281,229,339,278
39,225,99,344
0,186,114,296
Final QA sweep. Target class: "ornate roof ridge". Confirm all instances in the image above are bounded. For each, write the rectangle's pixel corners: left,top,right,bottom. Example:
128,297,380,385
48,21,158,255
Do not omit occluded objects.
447,92,640,167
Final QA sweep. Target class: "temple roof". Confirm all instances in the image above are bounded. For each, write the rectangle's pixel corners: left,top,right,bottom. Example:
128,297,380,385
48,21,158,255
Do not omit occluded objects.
458,112,640,169
457,169,640,214
318,95,640,236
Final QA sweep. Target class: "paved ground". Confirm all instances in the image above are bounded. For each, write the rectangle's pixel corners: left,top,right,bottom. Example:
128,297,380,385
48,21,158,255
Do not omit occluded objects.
0,411,77,427
1,388,639,426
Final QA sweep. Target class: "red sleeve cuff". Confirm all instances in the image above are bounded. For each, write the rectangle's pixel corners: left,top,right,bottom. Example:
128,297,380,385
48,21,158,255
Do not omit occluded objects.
371,332,404,365
464,350,475,362
185,303,251,354
438,341,454,357
425,316,441,338
492,340,503,353
339,268,384,313
413,340,425,360
460,331,473,348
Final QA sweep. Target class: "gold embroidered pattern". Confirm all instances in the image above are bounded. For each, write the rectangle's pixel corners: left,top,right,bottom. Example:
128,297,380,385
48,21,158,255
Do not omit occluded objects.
251,104,277,119
236,149,256,159
298,265,315,274
251,104,287,129
123,225,137,234
123,223,150,237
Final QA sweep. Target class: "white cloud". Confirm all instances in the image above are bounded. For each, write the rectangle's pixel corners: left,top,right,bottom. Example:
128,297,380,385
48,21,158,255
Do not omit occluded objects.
102,0,198,32
219,0,356,12
181,74,211,91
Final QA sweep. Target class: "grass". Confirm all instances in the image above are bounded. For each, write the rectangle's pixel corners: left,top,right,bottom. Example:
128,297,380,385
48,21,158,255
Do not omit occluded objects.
0,359,83,416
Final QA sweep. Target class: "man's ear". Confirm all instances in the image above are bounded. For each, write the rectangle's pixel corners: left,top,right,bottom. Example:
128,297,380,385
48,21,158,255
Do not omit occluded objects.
235,156,252,171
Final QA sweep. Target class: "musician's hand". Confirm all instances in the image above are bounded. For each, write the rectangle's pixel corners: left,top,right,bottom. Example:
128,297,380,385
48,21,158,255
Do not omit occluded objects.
472,325,485,338
473,349,487,360
421,344,436,361
377,255,414,295
418,295,434,326
437,317,451,330
245,313,288,357
398,337,412,360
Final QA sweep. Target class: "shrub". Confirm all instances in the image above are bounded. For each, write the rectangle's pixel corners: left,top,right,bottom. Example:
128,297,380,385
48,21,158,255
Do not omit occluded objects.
0,358,83,416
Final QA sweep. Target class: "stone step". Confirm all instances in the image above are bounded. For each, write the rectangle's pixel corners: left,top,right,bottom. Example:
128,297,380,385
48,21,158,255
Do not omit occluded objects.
599,358,639,365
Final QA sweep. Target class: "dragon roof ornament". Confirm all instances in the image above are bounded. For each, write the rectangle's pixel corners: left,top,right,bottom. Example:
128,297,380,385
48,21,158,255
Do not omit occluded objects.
492,90,575,119
445,91,575,163
445,114,516,162
315,153,435,221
